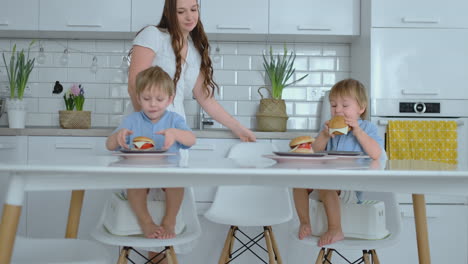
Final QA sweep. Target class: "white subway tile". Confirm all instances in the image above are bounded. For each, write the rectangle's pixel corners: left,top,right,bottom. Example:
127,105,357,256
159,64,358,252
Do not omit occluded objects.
287,117,308,130
41,40,68,52
97,68,127,83
223,86,251,100
65,53,83,67
109,55,127,68
83,98,96,112
237,101,258,116
183,100,199,116
24,98,38,112
323,72,350,86
109,114,124,127
295,102,320,116
253,86,267,100
32,51,54,67
237,43,266,55
184,115,197,129
282,87,307,100
95,99,123,114
12,39,39,52
223,55,250,70
217,42,237,54
295,44,322,56
286,102,294,115
236,116,252,129
82,83,109,98
336,57,351,72
91,114,109,127
251,56,264,71
310,57,335,71
68,40,96,53
38,67,68,82
68,68,94,82
0,39,10,50
308,117,321,130
296,72,322,86
96,40,125,53
323,44,350,56
307,87,325,101
294,57,309,71
38,98,62,113
218,101,236,115
213,70,236,85
27,68,39,82
237,71,264,86
27,113,52,126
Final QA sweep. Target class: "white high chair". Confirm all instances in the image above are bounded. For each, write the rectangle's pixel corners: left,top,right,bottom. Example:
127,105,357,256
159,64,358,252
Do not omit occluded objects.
91,187,201,264
204,142,293,264
294,192,401,264
12,236,111,264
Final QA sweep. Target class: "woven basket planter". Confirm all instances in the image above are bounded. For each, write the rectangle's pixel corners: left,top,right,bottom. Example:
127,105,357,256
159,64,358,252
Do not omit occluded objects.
255,87,288,132
59,110,91,129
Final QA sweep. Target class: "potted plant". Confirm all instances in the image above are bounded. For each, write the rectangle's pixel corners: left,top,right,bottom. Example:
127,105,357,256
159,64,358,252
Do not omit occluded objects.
256,45,308,132
2,40,36,128
59,84,91,129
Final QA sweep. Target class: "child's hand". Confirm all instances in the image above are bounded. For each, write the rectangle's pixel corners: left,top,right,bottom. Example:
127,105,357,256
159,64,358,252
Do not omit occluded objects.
156,128,176,150
344,117,362,135
322,120,334,138
116,128,133,149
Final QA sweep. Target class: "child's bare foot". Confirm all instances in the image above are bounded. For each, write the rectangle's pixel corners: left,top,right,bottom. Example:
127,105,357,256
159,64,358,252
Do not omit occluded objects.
140,222,163,238
298,223,312,240
158,218,176,239
318,228,344,247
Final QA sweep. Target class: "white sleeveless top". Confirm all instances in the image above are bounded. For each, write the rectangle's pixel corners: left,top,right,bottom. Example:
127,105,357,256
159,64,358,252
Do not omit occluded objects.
132,26,202,118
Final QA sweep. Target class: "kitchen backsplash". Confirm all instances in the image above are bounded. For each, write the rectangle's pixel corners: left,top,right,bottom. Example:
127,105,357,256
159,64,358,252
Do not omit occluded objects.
0,38,350,130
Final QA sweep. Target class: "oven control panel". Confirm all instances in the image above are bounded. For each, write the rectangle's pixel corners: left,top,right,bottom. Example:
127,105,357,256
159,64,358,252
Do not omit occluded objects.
399,102,440,114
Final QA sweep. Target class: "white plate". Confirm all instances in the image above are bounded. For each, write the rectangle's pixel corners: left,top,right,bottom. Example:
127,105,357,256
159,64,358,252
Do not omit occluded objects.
263,154,337,163
112,152,176,160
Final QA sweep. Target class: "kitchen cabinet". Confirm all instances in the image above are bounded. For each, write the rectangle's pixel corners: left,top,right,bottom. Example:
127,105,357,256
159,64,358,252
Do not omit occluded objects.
370,28,468,101
0,136,28,236
27,136,112,239
131,0,165,32
269,0,360,36
372,0,468,28
39,0,131,32
201,0,268,34
0,0,39,30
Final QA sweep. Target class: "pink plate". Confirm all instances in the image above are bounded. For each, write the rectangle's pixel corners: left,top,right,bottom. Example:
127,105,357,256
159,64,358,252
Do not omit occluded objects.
263,154,338,163
112,152,176,160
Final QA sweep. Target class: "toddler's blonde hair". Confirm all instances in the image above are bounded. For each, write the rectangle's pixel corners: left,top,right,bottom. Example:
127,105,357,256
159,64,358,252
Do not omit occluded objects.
329,78,368,119
135,66,175,97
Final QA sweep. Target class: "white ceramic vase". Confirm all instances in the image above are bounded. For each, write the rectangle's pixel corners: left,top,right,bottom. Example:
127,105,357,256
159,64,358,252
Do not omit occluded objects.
6,99,27,129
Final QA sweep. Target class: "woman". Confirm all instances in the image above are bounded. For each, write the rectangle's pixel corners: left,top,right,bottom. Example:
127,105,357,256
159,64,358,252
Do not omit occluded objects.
128,0,256,142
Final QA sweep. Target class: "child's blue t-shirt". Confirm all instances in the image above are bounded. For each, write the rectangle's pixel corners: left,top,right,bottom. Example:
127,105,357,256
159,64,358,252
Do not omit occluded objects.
326,119,384,153
113,110,192,153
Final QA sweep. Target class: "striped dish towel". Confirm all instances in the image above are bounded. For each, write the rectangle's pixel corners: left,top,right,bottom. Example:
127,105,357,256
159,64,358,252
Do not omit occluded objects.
387,120,458,164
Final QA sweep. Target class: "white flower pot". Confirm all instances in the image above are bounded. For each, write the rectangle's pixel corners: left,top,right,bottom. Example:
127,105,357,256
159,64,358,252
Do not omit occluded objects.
6,99,27,129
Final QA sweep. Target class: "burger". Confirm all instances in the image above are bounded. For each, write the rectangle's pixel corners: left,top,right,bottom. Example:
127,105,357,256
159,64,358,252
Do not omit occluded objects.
132,136,155,150
328,116,351,135
289,136,315,153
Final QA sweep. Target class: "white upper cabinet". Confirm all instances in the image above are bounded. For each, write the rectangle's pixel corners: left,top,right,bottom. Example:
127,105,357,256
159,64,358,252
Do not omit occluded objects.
39,0,131,32
131,0,165,32
372,0,468,28
269,0,360,35
201,0,268,34
0,0,38,30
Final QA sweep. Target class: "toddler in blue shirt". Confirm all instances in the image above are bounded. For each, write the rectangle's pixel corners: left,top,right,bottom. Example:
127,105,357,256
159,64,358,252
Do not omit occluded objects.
106,66,196,240
293,79,384,247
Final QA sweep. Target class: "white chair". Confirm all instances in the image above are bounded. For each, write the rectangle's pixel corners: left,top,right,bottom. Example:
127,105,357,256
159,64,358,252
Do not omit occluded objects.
12,236,111,264
91,187,201,264
294,192,401,264
204,142,293,264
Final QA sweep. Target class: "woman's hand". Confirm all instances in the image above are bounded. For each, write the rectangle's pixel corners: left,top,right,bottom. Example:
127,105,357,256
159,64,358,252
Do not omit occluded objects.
231,125,256,142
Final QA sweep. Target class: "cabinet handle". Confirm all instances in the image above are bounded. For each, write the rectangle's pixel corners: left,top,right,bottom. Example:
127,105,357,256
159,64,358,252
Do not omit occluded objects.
216,25,251,30
67,23,102,28
190,144,216,151
0,20,9,26
0,143,15,149
401,89,439,96
55,143,93,149
297,25,331,31
402,17,440,24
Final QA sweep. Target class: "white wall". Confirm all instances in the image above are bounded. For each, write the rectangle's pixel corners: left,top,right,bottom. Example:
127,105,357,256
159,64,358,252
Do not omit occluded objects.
0,38,351,130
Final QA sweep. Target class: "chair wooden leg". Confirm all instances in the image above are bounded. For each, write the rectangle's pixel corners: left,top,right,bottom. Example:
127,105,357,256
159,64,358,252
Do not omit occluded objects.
267,226,283,264
315,248,325,264
370,250,380,264
219,226,235,264
226,226,237,263
264,228,276,264
325,249,333,262
363,250,371,264
117,247,130,264
166,247,174,264
168,246,178,264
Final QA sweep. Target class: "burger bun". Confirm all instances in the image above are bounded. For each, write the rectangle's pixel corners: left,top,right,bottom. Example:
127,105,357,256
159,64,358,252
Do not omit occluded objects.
328,116,351,135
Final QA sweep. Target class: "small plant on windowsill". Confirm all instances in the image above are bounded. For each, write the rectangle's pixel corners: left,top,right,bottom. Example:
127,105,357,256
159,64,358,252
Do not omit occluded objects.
59,84,91,129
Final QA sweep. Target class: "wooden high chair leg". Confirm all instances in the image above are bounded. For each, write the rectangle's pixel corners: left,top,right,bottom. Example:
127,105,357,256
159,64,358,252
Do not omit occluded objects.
117,247,130,264
363,250,371,264
370,250,380,264
263,227,276,264
227,226,238,263
325,249,333,262
315,248,325,264
267,226,283,264
168,246,178,264
219,226,235,264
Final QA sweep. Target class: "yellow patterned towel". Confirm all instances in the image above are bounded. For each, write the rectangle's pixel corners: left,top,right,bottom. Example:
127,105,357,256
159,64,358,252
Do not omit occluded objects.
387,120,457,164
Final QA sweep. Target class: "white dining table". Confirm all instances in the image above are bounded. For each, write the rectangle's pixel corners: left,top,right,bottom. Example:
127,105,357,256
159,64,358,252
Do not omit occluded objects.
0,153,466,264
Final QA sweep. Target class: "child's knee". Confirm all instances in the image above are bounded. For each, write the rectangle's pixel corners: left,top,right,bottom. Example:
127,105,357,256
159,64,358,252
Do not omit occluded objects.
318,189,339,199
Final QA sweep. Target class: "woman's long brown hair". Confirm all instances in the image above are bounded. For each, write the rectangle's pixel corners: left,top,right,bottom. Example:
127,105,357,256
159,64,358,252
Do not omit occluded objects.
131,0,218,98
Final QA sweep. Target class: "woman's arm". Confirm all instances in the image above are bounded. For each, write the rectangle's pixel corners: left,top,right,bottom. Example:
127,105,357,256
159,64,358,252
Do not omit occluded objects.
193,73,256,142
128,45,155,112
